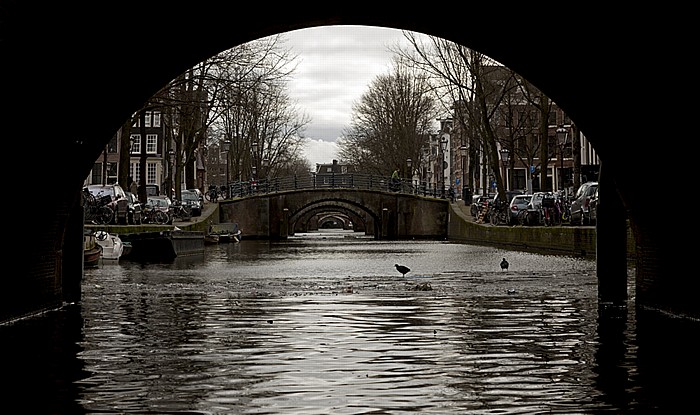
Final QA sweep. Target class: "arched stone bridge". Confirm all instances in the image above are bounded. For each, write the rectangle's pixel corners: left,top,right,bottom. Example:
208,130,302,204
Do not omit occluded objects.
219,188,449,239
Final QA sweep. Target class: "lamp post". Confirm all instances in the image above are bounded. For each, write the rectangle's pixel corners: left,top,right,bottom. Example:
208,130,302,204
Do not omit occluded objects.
221,139,231,187
251,141,258,180
556,125,568,195
499,148,509,192
460,144,467,202
250,141,258,194
262,158,269,192
167,148,175,200
406,158,412,193
440,137,448,198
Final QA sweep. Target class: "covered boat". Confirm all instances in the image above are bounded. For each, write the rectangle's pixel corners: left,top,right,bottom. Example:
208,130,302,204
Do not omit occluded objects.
95,230,124,260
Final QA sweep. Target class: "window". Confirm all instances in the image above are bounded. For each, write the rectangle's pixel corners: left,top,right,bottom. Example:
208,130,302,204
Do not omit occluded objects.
147,162,157,185
107,162,118,183
131,162,140,182
131,111,160,127
146,134,157,154
91,163,101,184
130,134,141,154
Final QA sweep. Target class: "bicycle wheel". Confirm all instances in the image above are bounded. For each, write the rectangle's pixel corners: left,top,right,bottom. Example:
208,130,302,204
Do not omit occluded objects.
82,191,96,210
155,210,169,224
98,206,114,225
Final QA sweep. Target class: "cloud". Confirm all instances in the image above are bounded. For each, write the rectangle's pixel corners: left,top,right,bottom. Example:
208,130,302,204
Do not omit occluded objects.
283,26,415,143
303,138,339,167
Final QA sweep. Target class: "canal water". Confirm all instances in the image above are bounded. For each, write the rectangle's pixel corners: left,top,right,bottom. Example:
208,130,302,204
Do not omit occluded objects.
1,230,693,413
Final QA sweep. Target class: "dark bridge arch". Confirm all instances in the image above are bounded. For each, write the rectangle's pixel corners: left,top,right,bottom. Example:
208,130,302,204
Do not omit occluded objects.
1,6,694,323
292,202,371,235
316,213,356,231
219,189,448,240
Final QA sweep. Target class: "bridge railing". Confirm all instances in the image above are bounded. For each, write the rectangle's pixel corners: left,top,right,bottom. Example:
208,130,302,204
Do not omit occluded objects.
223,173,449,200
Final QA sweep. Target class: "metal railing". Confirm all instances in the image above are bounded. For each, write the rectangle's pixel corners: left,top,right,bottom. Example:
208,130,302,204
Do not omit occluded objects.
221,173,450,200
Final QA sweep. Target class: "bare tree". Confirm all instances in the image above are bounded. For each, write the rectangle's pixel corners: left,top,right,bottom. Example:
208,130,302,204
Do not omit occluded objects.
337,62,437,177
120,35,309,196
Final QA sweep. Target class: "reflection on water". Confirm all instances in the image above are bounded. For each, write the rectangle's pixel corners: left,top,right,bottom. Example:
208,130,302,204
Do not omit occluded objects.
1,230,694,413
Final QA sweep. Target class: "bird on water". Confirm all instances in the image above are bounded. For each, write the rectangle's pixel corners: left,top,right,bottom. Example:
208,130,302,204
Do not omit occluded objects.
395,264,411,276
500,258,509,271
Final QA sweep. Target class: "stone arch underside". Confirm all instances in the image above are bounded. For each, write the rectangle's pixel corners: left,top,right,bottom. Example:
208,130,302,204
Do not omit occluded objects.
2,7,694,322
317,213,354,230
289,198,379,237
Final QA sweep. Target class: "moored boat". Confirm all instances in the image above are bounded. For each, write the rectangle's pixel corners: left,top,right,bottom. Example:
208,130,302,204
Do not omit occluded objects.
84,232,102,268
120,229,204,262
209,223,242,243
95,230,124,260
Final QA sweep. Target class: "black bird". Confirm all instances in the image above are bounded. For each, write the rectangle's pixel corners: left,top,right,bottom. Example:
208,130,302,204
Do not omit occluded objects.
500,258,509,271
395,264,411,276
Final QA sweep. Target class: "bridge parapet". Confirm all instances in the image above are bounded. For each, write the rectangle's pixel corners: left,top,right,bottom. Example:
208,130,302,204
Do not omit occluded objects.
224,173,448,200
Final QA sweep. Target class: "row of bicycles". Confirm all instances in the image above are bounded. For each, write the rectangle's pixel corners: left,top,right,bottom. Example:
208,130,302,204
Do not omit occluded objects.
475,191,573,227
515,193,572,226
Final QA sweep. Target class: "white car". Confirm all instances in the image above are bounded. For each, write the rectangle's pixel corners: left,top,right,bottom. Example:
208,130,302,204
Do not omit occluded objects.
570,181,598,225
509,194,532,225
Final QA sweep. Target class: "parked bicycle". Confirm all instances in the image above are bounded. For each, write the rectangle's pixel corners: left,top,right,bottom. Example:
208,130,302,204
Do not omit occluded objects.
205,184,220,202
82,187,114,225
142,203,170,224
540,193,559,226
170,199,192,222
488,199,510,226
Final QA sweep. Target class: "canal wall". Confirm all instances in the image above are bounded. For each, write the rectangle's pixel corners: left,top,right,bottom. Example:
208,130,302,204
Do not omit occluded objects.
447,203,636,259
88,200,635,261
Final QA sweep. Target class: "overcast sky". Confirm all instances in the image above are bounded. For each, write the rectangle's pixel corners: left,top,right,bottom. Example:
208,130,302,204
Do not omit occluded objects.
273,25,424,167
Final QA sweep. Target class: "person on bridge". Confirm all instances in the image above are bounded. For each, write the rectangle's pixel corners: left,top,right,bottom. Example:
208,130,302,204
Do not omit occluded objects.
390,169,400,192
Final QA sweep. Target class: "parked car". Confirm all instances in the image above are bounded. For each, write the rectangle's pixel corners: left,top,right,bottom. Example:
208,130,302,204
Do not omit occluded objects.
570,181,598,225
86,184,129,224
588,186,599,225
493,190,525,206
187,188,204,203
180,190,203,216
508,194,532,225
124,191,143,225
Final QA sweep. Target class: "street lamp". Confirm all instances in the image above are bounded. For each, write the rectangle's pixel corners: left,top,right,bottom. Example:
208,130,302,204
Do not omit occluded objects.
251,141,258,181
460,144,468,202
167,148,175,199
406,158,412,193
221,139,231,186
440,137,448,198
556,125,568,194
262,158,269,192
499,148,509,192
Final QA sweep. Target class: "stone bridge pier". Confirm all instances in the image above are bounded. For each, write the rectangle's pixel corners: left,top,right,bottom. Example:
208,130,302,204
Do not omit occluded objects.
219,189,449,240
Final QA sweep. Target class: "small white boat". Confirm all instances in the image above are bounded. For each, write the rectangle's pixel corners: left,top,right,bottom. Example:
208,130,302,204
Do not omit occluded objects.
94,230,124,260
